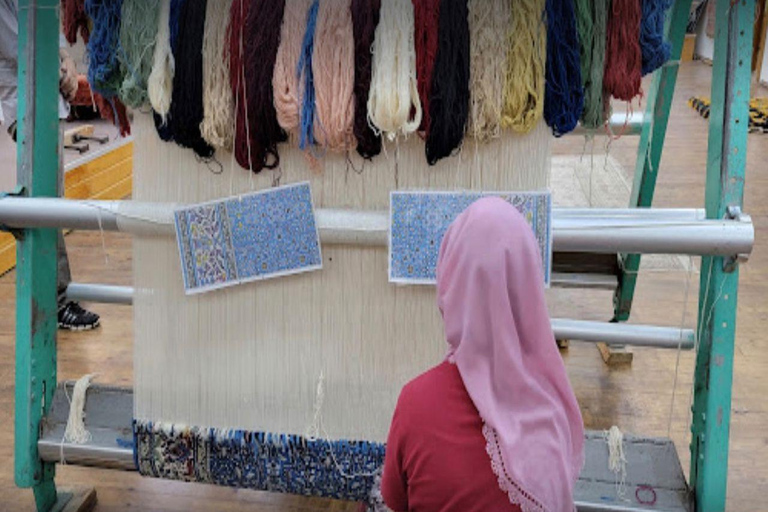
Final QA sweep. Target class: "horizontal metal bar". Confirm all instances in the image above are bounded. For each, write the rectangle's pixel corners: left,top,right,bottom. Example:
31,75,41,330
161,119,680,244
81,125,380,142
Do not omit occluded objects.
60,285,698,349
550,273,618,291
66,283,134,305
551,319,694,349
571,111,645,136
0,198,753,257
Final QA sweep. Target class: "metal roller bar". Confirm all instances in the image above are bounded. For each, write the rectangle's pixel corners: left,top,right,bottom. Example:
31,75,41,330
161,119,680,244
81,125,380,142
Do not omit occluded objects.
0,198,753,258
62,283,696,350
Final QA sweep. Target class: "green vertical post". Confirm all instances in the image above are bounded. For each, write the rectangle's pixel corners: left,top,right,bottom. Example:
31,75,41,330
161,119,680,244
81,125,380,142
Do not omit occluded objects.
14,1,61,510
690,0,753,510
613,0,693,322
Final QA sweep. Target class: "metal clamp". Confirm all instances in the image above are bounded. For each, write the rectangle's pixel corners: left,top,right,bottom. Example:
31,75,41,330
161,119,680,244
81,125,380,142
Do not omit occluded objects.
724,206,751,272
0,186,26,240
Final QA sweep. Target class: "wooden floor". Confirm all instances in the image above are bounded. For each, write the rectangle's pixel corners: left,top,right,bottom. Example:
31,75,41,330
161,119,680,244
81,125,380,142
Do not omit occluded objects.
1,62,767,511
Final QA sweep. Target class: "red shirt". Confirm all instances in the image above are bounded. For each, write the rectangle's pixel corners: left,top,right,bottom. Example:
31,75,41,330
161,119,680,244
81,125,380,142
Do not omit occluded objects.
381,361,521,512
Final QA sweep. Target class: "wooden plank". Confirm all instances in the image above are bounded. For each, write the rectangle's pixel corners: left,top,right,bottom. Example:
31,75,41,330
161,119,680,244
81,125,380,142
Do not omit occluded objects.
65,160,132,200
64,143,133,190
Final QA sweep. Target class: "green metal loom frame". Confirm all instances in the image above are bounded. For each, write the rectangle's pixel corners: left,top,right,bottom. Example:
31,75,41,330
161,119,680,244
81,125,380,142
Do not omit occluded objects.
12,0,754,510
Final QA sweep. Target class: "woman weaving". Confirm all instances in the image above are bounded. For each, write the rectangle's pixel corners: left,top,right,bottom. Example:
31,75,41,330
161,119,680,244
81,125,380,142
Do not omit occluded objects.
381,198,584,512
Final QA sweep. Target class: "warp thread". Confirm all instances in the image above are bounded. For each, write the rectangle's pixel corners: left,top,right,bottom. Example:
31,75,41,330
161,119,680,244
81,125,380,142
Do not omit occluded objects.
351,0,382,159
467,0,510,142
544,0,583,137
243,0,288,172
367,0,422,141
640,0,672,76
85,0,125,97
605,426,628,499
200,0,235,150
576,0,610,130
62,0,90,45
604,0,643,102
273,0,312,137
413,0,441,135
501,0,546,133
298,0,320,153
119,0,161,109
425,0,469,165
63,374,96,445
313,0,356,154
170,0,214,158
229,0,250,168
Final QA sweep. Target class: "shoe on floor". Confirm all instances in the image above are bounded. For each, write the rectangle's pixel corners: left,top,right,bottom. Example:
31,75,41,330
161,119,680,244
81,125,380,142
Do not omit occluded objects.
58,301,100,331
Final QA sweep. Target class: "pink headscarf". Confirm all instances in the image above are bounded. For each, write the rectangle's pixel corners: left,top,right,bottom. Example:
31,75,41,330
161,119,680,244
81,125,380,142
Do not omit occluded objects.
436,197,584,512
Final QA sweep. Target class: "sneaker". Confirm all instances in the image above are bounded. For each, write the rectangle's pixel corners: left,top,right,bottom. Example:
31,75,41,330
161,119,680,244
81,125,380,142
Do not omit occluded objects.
58,301,100,331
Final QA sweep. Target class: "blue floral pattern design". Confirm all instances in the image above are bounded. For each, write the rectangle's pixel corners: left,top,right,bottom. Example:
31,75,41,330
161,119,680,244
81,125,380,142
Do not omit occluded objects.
389,191,552,285
174,183,323,294
134,420,385,503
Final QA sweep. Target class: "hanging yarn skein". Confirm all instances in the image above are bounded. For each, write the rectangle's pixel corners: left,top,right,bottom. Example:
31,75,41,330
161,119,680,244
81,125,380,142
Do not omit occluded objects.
640,0,673,76
425,0,469,165
576,0,610,130
243,0,288,172
200,0,235,150
297,0,320,153
604,0,643,102
544,0,583,137
273,0,312,138
351,0,382,159
151,0,186,142
170,0,214,158
501,0,547,133
229,0,250,169
148,0,174,119
119,0,161,109
85,0,125,97
312,0,356,153
467,0,510,143
368,0,422,141
413,0,441,135
62,0,90,45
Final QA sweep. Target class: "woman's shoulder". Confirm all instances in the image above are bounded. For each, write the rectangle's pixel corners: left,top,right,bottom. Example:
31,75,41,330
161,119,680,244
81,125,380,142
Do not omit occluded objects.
397,361,462,411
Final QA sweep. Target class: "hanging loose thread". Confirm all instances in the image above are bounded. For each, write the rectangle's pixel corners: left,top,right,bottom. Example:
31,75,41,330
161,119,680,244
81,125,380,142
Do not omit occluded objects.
170,0,214,158
62,0,90,45
229,0,250,169
604,0,643,102
119,0,161,109
368,0,422,141
351,0,382,159
273,0,312,138
425,0,470,165
501,0,547,133
243,0,288,172
467,0,510,142
576,0,610,130
413,0,441,135
640,0,672,76
313,0,356,153
201,0,235,150
85,0,125,97
298,0,320,153
544,0,583,136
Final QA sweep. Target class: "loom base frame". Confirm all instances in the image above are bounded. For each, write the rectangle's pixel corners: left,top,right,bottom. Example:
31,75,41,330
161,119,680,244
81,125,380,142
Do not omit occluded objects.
40,383,692,512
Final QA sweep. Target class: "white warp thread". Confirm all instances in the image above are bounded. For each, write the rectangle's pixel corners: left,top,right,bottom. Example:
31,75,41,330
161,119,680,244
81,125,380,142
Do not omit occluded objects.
147,0,173,118
64,374,96,445
604,425,627,499
367,0,421,141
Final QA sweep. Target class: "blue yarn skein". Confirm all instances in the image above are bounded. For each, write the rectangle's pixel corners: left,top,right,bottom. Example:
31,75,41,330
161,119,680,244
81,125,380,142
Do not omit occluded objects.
85,0,124,97
298,0,320,152
640,0,673,76
544,0,584,137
